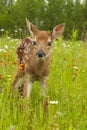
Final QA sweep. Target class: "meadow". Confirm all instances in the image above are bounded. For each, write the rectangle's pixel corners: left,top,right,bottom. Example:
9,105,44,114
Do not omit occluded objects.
0,35,87,130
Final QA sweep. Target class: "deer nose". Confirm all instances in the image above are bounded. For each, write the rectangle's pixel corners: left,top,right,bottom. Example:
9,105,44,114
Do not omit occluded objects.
36,50,46,57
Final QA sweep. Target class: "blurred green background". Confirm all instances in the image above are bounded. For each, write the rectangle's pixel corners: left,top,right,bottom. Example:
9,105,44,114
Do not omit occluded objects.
0,0,87,39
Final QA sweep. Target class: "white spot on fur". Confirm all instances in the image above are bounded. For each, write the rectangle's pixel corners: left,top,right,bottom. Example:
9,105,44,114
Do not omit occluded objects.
22,40,25,44
24,43,28,47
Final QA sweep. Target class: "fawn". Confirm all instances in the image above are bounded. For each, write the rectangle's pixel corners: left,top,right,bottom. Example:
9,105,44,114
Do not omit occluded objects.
12,18,65,110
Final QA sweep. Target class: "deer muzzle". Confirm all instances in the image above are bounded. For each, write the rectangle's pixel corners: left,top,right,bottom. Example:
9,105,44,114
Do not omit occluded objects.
36,50,46,58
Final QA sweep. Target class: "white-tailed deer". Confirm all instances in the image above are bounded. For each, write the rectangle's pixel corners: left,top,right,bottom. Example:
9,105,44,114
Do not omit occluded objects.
12,18,65,111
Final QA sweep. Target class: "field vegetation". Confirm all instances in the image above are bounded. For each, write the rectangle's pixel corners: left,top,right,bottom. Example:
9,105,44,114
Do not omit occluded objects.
0,33,87,130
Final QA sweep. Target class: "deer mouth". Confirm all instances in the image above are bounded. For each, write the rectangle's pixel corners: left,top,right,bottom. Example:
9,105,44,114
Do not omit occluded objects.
36,55,46,62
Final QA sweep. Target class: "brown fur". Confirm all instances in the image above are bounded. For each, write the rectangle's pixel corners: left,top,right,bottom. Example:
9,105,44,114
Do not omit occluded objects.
12,19,65,111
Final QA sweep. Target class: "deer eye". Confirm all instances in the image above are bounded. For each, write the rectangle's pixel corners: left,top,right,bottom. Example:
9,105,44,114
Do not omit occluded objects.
47,41,52,46
32,41,37,46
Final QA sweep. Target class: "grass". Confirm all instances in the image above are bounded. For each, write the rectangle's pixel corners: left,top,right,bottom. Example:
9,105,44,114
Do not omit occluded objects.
0,36,87,130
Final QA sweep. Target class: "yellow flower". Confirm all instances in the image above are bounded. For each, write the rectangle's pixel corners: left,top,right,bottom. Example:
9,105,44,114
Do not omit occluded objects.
0,75,3,80
20,64,24,67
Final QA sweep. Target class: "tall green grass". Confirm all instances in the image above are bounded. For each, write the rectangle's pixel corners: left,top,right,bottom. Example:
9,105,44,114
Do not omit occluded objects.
0,36,87,130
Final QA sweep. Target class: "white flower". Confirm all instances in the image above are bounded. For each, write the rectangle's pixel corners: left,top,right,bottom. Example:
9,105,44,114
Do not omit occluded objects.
50,100,59,105
7,75,11,78
14,30,18,33
7,37,11,39
15,39,18,41
0,29,4,32
62,42,67,48
73,66,79,70
4,45,8,49
67,44,70,47
19,28,22,31
0,49,6,52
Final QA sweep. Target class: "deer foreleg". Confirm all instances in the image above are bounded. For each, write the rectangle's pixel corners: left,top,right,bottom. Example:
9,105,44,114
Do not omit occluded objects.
12,70,24,93
40,77,48,113
23,74,32,98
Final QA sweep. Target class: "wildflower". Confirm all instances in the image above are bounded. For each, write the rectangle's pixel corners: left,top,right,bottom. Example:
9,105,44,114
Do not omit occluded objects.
62,42,67,48
73,71,78,76
19,66,23,70
0,49,6,52
4,45,8,49
0,29,4,32
18,64,25,71
67,44,70,47
73,66,79,70
19,28,22,31
15,39,18,42
7,75,12,80
14,30,18,33
0,75,3,80
73,66,79,76
7,75,11,78
20,63,24,67
0,61,3,66
7,37,11,39
13,61,18,64
50,100,59,105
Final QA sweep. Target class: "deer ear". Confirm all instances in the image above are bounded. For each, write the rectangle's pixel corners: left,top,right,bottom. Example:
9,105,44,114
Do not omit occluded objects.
26,18,39,36
52,23,65,40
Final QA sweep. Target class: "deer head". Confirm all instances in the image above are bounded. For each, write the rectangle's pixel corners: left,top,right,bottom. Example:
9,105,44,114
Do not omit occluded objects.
26,18,65,62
